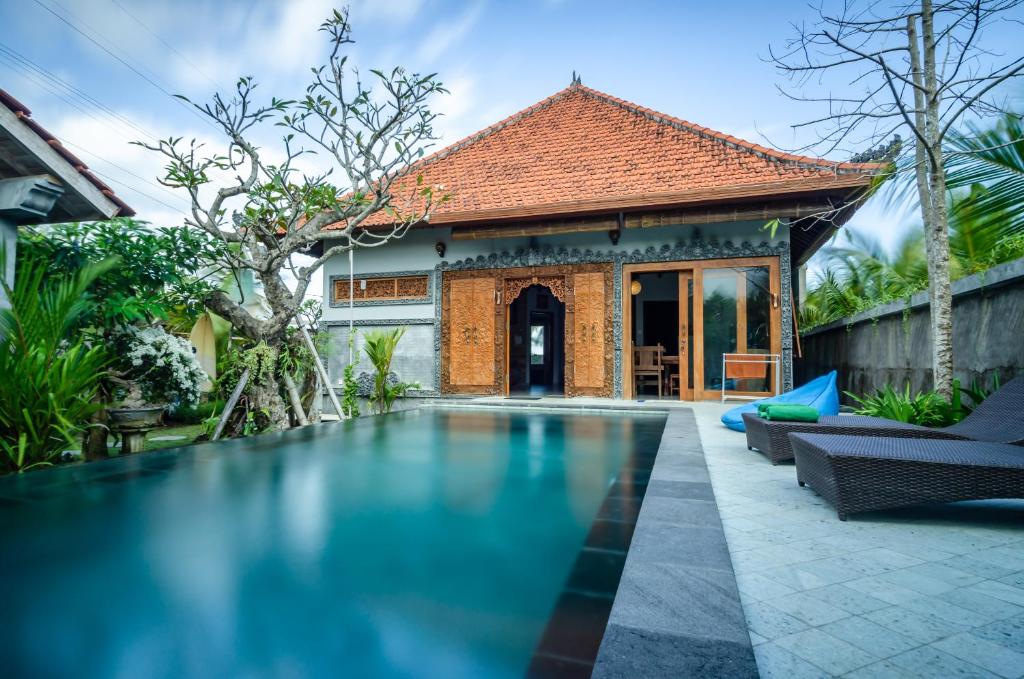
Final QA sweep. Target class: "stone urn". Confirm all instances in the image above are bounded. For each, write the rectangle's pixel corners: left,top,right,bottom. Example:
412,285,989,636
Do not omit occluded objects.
108,406,165,454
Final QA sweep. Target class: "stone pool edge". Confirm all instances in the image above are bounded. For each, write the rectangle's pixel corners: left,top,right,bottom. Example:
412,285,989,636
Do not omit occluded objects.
591,408,759,679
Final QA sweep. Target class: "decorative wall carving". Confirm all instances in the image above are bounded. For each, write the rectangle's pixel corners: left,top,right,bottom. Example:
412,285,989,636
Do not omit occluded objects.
504,276,567,305
328,269,434,308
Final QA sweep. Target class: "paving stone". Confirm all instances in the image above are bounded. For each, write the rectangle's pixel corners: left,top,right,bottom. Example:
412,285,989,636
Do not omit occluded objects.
887,646,1001,678
864,605,973,644
968,580,1024,607
594,624,759,679
687,403,1024,679
608,562,748,644
898,561,986,588
735,571,799,602
843,575,927,605
741,600,810,641
802,583,891,615
874,568,961,596
818,616,919,659
970,614,1024,655
899,595,991,628
752,642,831,679
939,589,1024,624
773,628,878,675
843,658,928,679
763,591,851,626
931,633,1024,679
998,572,1024,590
941,555,1022,580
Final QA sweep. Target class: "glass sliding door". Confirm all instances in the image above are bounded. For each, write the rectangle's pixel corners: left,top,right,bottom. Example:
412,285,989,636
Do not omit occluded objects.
623,256,781,401
700,265,776,396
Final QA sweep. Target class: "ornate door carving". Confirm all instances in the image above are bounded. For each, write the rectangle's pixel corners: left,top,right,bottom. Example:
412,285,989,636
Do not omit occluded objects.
573,272,606,389
448,277,497,387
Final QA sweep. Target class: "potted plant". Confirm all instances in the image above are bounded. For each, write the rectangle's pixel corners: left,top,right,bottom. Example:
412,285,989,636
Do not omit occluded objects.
107,325,207,445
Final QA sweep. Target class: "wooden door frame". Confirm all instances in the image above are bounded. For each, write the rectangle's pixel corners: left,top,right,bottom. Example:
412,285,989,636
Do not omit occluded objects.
442,264,613,397
678,270,694,400
623,256,782,401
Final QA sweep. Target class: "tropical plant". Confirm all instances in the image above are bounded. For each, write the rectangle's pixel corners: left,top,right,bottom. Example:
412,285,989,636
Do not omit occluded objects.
363,328,418,415
18,218,225,327
341,362,361,418
340,329,361,418
844,375,1007,427
0,255,112,473
946,114,1024,238
846,384,955,427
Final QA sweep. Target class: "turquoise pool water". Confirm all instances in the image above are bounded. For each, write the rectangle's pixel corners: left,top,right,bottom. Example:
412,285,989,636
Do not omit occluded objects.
0,407,665,678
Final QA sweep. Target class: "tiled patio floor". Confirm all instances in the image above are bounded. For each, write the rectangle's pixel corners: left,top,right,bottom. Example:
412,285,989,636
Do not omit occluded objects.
689,402,1024,679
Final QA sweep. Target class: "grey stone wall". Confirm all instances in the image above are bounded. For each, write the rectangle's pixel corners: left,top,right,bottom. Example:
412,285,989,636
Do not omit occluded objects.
326,320,436,396
796,258,1024,401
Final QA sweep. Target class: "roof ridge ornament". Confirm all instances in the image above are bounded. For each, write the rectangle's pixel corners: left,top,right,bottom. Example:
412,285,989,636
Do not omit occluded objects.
571,71,582,86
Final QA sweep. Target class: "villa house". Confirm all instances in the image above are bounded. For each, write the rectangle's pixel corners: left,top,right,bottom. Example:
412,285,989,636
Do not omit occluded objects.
320,82,880,401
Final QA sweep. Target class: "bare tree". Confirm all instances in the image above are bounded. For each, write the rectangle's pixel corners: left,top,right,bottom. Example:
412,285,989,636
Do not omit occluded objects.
770,0,1024,398
139,9,447,428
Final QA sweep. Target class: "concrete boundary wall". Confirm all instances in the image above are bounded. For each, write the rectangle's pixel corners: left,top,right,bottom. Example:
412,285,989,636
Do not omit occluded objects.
796,258,1024,400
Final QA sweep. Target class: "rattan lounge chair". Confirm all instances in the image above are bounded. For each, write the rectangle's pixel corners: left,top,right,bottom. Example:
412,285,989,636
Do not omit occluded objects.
789,434,1024,520
742,376,1024,464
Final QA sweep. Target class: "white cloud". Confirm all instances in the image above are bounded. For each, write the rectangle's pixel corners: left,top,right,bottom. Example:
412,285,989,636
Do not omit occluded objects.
416,2,486,64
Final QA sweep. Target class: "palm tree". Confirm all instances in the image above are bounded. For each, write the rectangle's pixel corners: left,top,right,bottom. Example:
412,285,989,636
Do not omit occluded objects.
946,114,1024,237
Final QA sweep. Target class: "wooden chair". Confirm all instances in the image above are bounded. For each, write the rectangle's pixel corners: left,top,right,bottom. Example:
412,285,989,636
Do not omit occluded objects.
633,345,665,397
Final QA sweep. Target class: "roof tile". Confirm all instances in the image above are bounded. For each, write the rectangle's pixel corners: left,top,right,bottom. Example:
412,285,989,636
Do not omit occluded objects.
334,84,881,229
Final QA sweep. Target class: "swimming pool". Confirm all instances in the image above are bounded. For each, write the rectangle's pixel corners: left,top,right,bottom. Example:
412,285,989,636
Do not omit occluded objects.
0,407,666,678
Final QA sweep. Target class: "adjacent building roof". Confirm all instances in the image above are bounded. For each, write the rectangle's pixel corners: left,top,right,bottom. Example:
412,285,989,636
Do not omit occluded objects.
0,89,134,222
335,83,880,230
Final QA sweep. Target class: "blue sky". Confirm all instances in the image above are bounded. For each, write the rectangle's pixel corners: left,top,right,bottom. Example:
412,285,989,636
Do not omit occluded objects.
3,0,1022,272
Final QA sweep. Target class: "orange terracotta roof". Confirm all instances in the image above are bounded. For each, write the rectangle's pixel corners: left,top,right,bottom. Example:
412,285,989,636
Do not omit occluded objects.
332,84,880,230
0,88,135,217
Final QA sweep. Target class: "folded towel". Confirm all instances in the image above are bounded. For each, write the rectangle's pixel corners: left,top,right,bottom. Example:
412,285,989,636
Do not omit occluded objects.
760,404,819,422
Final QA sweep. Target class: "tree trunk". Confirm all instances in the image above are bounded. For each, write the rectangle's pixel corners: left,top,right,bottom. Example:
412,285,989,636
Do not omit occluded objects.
907,1,955,399
301,367,322,424
83,401,109,460
921,0,955,399
924,163,955,399
248,373,289,432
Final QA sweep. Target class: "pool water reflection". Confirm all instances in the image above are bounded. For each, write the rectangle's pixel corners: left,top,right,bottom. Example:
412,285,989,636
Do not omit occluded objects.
0,407,665,679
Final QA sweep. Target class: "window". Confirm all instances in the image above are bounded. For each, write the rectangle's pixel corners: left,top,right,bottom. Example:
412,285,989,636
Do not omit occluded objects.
333,275,429,303
530,325,545,365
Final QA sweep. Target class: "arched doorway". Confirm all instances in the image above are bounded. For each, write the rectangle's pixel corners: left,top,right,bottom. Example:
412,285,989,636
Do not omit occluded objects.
507,284,565,395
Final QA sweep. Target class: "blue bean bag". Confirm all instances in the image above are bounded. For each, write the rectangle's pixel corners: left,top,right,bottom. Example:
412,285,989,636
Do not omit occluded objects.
720,371,840,432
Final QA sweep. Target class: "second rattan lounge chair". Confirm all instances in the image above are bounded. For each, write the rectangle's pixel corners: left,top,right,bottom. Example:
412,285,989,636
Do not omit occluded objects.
743,376,1024,464
789,433,1024,520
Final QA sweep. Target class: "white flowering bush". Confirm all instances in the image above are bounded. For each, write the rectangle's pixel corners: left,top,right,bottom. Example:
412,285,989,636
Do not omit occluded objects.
112,325,207,406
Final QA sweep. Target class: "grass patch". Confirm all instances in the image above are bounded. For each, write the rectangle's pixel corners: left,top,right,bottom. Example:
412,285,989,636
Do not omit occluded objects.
143,423,206,451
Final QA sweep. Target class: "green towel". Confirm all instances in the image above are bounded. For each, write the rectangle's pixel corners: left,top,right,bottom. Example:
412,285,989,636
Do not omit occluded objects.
760,404,819,422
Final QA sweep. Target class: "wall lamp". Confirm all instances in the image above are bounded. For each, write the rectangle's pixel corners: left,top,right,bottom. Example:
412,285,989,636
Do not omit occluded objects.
435,241,446,258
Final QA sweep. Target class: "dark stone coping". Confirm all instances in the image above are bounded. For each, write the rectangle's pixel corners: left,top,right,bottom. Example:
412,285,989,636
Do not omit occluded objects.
591,409,759,679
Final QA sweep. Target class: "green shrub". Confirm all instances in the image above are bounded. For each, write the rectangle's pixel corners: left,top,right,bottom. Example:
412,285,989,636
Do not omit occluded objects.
0,256,112,473
846,383,955,427
167,399,226,424
341,362,360,418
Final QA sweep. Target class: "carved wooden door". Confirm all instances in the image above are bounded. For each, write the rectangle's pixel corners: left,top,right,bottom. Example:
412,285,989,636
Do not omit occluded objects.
573,272,606,389
448,277,497,388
